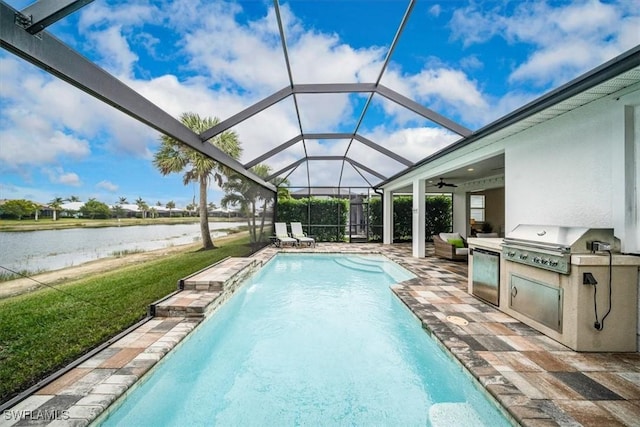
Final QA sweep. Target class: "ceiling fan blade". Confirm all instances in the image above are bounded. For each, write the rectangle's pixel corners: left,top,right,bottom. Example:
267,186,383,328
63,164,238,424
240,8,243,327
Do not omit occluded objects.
436,178,457,188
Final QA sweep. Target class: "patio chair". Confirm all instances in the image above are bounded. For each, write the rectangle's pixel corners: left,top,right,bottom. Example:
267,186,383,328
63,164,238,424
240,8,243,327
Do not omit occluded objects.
274,222,297,247
433,232,468,261
290,222,315,247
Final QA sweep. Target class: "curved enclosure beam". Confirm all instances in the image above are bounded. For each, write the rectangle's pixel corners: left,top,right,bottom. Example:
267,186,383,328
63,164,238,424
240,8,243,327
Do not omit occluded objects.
0,2,274,191
352,134,412,166
18,0,94,34
245,132,412,174
199,82,468,144
244,135,303,169
265,158,306,182
200,83,379,143
264,155,387,183
293,83,377,94
376,84,472,137
199,87,292,141
346,159,387,181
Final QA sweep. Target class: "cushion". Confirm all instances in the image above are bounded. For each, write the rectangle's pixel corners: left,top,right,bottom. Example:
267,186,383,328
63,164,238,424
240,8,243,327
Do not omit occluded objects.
447,238,465,248
439,232,461,241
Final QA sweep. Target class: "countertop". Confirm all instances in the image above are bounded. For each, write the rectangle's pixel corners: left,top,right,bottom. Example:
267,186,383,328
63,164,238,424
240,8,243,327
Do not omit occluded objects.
571,253,640,266
467,237,504,252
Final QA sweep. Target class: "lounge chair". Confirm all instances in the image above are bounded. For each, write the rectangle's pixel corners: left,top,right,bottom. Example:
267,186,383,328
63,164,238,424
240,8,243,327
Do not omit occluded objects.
290,222,315,247
274,222,297,247
433,232,468,261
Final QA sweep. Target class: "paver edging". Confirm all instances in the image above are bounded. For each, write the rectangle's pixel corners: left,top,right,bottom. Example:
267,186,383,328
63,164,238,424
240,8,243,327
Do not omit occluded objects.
390,280,524,426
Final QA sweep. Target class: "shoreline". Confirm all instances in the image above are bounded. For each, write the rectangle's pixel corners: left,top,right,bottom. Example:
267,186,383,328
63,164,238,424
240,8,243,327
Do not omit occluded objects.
0,217,245,232
0,232,249,300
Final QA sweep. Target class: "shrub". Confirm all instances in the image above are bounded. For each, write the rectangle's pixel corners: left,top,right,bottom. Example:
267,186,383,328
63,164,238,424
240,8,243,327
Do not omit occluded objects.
369,195,452,242
276,197,348,242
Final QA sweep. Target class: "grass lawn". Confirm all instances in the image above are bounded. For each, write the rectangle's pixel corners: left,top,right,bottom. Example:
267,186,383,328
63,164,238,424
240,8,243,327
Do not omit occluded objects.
0,236,253,404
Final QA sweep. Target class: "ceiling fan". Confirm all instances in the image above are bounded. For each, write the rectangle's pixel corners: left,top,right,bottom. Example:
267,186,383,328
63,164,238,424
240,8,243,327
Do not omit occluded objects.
436,178,457,188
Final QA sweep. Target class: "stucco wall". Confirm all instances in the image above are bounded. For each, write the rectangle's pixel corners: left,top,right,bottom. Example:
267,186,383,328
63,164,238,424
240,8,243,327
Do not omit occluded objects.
505,89,639,251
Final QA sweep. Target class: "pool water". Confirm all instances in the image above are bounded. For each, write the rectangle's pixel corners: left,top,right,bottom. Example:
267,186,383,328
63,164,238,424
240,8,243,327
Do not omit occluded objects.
97,254,512,426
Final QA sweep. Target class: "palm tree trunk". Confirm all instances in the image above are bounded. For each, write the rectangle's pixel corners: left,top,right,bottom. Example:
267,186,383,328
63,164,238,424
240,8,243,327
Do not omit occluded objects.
258,200,267,243
245,214,253,248
251,202,257,243
199,176,215,249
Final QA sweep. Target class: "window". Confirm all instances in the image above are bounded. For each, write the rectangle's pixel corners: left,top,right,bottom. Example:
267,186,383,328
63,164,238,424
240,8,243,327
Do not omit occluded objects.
470,195,485,222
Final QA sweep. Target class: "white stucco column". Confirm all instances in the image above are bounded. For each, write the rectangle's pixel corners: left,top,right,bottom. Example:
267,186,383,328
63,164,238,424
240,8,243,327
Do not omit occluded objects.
383,190,393,245
412,178,425,258
452,191,467,237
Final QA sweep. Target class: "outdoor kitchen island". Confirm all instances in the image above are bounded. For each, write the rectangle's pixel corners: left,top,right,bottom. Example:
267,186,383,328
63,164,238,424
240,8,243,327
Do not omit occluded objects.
467,227,640,352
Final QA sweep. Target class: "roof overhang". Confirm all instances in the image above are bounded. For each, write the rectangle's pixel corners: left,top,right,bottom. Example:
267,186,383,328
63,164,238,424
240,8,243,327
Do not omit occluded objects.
377,45,640,190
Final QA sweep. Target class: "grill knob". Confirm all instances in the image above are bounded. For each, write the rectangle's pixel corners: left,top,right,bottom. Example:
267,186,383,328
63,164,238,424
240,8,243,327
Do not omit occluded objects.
533,256,541,263
519,254,528,260
542,258,550,265
549,260,558,267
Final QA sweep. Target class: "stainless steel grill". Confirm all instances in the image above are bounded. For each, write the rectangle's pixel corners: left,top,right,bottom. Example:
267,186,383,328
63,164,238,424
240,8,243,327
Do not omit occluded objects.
502,225,619,274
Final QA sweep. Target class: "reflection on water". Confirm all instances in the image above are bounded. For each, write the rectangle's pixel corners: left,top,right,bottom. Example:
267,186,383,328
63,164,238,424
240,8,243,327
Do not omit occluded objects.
0,222,247,274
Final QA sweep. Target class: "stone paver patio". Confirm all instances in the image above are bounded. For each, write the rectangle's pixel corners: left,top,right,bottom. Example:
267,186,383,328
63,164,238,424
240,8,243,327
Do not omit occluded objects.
1,243,639,426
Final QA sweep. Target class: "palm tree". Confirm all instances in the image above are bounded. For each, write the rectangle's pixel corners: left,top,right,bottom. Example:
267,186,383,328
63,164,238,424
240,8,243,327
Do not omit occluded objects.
153,112,242,249
49,197,64,221
273,176,291,200
118,196,128,205
166,200,175,217
222,164,274,250
67,195,81,202
135,197,148,219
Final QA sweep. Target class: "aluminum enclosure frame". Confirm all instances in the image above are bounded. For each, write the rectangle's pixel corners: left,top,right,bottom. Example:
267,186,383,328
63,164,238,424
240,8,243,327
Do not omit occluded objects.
1,0,472,193
0,1,275,192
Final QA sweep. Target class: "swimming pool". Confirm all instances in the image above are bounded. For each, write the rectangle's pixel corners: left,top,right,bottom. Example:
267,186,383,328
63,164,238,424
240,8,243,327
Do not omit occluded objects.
96,253,512,426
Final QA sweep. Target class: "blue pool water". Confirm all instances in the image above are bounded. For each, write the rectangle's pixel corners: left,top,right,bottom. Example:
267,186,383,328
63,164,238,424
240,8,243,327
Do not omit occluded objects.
97,254,512,426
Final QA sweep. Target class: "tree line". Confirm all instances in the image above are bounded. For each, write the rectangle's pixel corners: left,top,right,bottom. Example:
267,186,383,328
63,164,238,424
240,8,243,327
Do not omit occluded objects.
2,112,281,251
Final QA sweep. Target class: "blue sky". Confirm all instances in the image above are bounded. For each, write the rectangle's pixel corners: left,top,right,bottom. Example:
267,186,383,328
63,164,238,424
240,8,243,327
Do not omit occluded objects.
1,0,638,208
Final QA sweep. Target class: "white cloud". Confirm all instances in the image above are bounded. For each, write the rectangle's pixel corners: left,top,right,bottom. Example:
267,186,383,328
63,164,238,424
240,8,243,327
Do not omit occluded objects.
449,5,503,47
89,25,139,77
450,1,640,87
364,126,460,164
411,68,487,109
78,2,159,31
429,5,442,17
97,180,119,192
0,117,90,168
43,167,82,186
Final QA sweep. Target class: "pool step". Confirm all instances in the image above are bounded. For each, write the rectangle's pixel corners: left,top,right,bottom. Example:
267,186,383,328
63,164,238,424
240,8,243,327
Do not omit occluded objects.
333,257,383,273
152,257,260,318
428,402,484,427
182,258,257,292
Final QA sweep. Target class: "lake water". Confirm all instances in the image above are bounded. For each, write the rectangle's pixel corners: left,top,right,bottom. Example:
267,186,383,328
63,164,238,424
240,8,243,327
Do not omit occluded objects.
0,222,247,275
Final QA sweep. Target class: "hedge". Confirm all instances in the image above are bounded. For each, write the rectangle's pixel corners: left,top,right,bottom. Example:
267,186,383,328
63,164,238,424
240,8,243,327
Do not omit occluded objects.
276,197,349,242
369,195,452,242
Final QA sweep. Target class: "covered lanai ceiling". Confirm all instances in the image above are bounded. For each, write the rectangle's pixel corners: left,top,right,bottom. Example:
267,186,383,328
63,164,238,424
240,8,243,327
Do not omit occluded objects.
2,0,638,195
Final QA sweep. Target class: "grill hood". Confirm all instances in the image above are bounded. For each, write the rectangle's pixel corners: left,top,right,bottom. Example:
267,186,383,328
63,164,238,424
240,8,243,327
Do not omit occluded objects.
504,224,620,253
